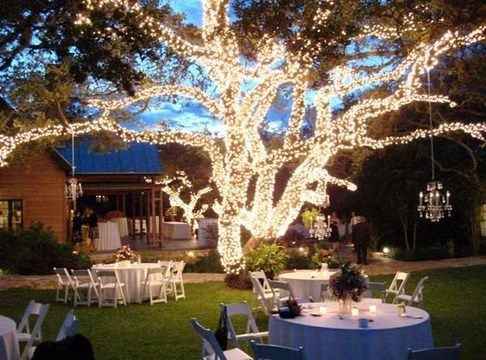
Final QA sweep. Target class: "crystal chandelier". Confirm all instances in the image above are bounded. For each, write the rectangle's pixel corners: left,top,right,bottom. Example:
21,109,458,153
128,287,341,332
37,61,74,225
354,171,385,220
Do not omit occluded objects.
309,213,332,240
417,69,452,222
65,131,82,209
309,193,332,240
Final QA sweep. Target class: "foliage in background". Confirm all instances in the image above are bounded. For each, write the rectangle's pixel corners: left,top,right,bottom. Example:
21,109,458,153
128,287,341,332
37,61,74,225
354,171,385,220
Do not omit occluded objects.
0,223,91,275
301,208,319,229
245,243,289,279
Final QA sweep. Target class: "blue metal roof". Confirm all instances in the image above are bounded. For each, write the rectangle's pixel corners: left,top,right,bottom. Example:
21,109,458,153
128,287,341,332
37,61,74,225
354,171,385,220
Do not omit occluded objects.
55,139,163,175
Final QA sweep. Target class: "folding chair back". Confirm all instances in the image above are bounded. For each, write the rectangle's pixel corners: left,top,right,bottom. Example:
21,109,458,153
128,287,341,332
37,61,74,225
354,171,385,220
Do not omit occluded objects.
249,271,272,294
17,300,45,339
95,269,126,307
20,303,49,360
56,310,80,341
408,343,461,360
53,267,73,303
411,276,429,305
249,276,273,315
268,280,296,305
190,318,226,360
251,340,305,360
221,302,267,347
386,272,409,302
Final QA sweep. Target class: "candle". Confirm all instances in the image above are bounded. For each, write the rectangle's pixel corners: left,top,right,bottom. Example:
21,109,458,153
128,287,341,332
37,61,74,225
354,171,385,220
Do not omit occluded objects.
351,307,359,317
319,306,327,315
369,305,377,314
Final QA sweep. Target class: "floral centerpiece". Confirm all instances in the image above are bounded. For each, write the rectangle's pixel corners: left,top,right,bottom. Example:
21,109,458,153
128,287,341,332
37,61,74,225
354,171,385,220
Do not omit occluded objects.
311,248,341,269
113,245,137,264
329,262,368,314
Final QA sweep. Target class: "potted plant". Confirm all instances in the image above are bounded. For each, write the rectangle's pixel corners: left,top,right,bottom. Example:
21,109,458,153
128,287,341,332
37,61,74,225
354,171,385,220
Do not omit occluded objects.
329,262,368,315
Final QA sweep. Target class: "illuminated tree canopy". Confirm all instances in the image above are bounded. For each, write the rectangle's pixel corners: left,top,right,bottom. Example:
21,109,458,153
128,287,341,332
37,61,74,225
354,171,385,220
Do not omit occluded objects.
0,0,485,272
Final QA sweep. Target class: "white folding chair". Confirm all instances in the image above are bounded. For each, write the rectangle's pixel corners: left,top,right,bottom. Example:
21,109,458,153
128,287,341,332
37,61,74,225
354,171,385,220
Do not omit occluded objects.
221,303,268,348
56,310,80,341
190,318,253,360
53,267,74,303
18,302,49,360
94,269,127,308
71,269,100,307
141,266,169,305
385,272,410,303
17,301,49,345
396,276,429,307
268,280,298,307
170,261,186,301
249,273,274,315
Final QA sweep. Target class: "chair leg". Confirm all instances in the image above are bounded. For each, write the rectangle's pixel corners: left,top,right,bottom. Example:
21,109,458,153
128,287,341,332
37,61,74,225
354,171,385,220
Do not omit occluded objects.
64,286,69,304
120,286,127,306
98,289,103,308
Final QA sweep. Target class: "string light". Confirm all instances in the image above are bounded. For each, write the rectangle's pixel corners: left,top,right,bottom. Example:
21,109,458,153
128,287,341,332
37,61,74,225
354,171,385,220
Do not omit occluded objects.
145,171,213,234
1,0,485,272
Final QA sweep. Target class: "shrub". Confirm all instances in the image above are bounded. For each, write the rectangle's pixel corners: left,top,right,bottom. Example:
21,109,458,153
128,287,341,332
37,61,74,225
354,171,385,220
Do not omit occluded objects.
185,250,224,273
245,242,288,279
224,271,252,289
0,223,91,275
286,253,313,270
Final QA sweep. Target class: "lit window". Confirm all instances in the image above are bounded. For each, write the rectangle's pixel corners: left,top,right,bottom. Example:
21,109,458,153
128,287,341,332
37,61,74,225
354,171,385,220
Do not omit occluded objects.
0,200,23,231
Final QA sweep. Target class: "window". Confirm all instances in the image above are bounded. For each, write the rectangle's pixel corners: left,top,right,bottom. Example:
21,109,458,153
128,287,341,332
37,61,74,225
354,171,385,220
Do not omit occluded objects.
0,200,23,231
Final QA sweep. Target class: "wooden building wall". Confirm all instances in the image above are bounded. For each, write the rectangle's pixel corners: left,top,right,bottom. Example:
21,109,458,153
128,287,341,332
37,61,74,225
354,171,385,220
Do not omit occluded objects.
0,152,68,242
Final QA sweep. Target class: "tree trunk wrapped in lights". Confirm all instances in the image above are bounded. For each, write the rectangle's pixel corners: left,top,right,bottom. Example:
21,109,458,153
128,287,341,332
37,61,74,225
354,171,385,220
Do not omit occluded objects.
1,0,486,272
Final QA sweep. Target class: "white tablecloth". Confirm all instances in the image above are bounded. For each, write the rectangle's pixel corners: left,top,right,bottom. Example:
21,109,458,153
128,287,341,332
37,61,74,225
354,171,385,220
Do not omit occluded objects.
0,316,19,360
96,222,122,251
197,218,218,243
112,217,129,238
92,263,162,303
269,300,433,360
279,270,338,301
162,222,191,240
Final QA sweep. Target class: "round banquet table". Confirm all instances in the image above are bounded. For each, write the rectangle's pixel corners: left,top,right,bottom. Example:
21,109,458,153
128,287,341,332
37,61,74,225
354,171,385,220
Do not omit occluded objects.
92,263,163,303
0,316,20,360
96,222,122,251
279,270,338,301
269,300,433,360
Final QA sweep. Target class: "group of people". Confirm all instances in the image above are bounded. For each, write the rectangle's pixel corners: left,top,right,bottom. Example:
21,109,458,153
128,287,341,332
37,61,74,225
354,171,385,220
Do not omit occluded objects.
72,207,98,249
321,212,371,265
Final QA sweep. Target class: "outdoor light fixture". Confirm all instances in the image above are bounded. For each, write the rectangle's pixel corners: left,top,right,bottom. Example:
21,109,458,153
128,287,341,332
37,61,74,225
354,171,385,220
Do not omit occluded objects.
382,247,391,256
309,212,332,240
65,130,82,210
417,69,452,222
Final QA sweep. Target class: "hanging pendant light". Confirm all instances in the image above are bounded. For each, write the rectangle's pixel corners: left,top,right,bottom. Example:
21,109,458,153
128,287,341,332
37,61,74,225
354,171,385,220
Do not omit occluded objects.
417,69,452,222
65,130,83,210
309,193,332,240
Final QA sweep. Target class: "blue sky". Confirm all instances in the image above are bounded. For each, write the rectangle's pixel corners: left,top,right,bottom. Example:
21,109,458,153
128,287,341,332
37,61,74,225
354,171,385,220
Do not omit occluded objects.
137,1,375,134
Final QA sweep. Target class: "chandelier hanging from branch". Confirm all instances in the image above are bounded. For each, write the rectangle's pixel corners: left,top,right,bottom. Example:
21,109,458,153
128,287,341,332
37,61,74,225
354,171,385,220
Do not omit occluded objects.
309,193,332,240
417,69,452,222
65,130,83,209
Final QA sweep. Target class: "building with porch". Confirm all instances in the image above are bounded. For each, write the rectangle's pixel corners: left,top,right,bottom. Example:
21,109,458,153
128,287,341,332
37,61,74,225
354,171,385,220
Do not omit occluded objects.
0,139,195,249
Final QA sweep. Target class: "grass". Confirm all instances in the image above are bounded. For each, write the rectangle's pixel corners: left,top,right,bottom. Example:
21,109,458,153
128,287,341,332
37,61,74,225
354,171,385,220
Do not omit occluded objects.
1,266,486,359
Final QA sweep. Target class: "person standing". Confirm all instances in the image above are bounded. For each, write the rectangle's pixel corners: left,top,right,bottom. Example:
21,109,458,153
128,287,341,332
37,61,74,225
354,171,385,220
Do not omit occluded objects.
352,216,371,265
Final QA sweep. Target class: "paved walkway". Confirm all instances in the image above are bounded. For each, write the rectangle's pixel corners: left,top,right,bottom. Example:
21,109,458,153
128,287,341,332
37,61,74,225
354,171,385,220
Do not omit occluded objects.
1,255,485,290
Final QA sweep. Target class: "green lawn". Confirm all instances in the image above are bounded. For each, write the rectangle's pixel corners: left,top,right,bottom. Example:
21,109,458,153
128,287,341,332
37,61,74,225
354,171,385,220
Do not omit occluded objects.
1,266,486,360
